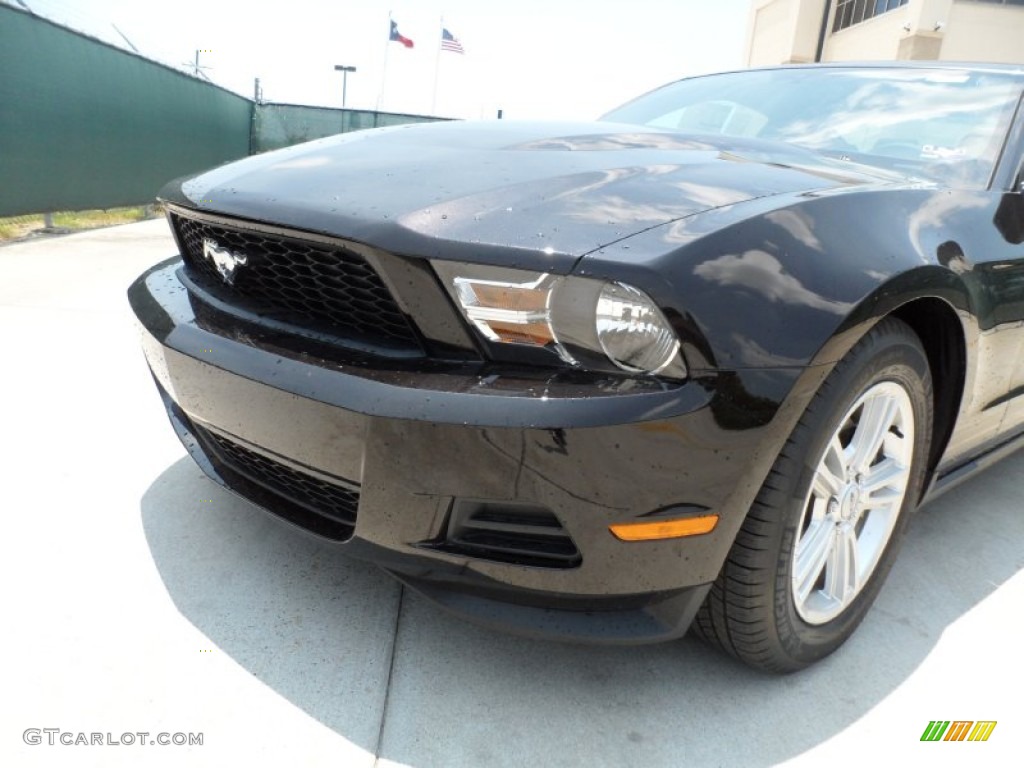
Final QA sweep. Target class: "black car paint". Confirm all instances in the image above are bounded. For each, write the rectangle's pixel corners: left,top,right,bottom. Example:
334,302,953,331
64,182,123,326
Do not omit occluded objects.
132,254,810,640
162,121,1024,466
161,121,900,272
133,65,1024,643
577,185,1024,470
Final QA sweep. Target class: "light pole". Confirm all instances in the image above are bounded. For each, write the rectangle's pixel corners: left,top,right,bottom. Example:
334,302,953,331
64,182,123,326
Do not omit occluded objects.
334,65,357,108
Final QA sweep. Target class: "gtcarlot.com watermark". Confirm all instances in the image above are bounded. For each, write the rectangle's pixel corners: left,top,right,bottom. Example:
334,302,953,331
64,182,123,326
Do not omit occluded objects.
23,728,203,747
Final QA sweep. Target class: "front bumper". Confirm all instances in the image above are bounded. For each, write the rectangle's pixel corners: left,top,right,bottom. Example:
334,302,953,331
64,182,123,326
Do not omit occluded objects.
130,257,806,643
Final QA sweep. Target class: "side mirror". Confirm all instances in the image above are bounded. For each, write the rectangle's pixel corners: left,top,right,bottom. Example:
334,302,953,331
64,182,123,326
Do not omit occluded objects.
995,189,1024,245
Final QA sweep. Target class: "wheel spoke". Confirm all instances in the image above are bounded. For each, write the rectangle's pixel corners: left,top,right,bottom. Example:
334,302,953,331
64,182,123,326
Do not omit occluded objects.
809,494,829,523
794,518,835,604
824,525,859,607
850,394,897,473
882,427,908,460
826,435,849,480
858,489,901,510
861,457,908,493
812,463,843,500
812,436,846,500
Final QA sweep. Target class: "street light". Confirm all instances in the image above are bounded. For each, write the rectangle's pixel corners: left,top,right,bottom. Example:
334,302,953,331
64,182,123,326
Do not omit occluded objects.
334,65,357,108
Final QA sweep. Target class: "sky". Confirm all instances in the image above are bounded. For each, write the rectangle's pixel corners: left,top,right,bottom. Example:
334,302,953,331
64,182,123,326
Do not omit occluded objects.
15,0,751,120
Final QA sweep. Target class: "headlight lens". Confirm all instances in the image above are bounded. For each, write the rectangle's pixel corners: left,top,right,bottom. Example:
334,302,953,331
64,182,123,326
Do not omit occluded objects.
433,262,686,379
595,282,680,374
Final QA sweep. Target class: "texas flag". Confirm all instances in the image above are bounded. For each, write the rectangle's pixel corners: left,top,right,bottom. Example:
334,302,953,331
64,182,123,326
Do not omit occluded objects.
389,20,414,48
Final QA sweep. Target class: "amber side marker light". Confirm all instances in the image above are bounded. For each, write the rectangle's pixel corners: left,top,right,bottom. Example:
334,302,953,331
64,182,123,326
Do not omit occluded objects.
609,515,719,541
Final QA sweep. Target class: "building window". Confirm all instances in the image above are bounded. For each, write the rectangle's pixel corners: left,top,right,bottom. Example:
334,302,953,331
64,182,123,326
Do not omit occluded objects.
833,0,909,33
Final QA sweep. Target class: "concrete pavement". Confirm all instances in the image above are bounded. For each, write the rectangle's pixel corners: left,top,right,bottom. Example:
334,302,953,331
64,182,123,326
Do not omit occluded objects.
1,220,1021,767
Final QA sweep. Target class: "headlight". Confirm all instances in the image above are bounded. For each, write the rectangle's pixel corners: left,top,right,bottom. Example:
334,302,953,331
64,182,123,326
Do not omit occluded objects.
595,282,680,374
433,262,686,379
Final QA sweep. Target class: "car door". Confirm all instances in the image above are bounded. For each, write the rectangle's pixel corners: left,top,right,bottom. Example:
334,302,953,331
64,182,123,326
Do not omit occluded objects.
991,133,1024,435
933,98,1024,471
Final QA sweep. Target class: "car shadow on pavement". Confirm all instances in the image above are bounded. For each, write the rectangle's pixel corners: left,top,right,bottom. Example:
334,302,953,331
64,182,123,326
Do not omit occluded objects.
140,457,402,757
141,451,1024,766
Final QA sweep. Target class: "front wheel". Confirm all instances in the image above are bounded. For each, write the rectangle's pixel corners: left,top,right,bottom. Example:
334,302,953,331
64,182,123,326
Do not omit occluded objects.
693,318,933,672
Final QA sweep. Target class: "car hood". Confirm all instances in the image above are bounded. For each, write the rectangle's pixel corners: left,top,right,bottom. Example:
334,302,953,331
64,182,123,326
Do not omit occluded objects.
163,119,897,271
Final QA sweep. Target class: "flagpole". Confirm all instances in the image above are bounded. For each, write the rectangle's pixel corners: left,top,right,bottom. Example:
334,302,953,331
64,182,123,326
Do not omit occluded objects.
377,11,392,111
431,15,443,115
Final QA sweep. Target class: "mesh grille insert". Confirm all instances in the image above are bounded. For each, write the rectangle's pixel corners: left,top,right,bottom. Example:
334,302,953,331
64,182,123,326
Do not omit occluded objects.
195,424,359,528
171,211,421,350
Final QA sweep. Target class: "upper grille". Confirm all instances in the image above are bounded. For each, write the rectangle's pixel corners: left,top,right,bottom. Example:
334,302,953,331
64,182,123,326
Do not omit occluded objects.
170,211,421,351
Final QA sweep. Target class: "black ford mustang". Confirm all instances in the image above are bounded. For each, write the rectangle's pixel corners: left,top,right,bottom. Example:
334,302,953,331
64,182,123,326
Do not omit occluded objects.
129,63,1024,672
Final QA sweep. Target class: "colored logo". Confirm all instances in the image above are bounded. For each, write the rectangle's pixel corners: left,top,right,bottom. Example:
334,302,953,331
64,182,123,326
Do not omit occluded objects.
921,721,997,742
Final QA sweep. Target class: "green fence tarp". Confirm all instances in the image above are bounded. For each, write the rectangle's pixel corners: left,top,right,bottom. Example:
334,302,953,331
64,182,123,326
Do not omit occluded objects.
0,6,252,216
0,6,451,217
253,103,444,153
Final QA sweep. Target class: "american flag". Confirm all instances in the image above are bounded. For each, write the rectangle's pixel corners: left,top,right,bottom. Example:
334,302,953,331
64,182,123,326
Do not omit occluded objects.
441,28,465,54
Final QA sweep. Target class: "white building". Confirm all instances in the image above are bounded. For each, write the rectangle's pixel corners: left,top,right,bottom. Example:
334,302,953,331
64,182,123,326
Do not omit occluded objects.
746,0,1024,66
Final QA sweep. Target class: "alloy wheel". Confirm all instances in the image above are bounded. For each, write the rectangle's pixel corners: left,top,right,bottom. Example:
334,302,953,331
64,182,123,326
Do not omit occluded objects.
792,381,915,625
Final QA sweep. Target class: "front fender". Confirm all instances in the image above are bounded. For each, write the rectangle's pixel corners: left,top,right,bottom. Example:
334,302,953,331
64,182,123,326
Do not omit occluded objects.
574,187,1001,375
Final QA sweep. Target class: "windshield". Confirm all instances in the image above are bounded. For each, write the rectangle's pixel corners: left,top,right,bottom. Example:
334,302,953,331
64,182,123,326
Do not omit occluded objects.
602,67,1023,187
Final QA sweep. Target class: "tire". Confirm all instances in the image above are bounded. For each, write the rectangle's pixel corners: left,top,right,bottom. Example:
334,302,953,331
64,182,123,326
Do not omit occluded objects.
692,317,933,673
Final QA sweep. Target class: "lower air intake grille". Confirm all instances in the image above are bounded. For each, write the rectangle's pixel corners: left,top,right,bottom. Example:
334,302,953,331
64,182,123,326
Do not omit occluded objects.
192,423,359,538
438,500,582,569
